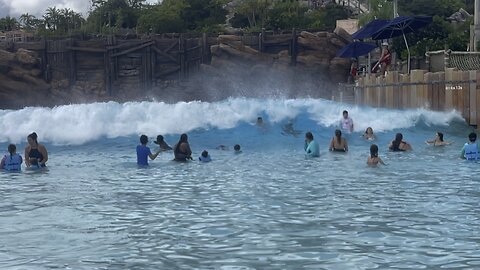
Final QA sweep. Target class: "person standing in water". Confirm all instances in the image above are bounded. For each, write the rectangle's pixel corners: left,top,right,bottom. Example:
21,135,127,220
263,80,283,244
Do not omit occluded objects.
154,135,172,151
367,144,385,166
425,132,451,146
460,132,480,160
136,135,161,166
340,110,354,134
199,150,212,162
304,132,320,157
24,132,48,168
1,144,23,171
389,133,412,152
174,133,193,162
329,129,348,152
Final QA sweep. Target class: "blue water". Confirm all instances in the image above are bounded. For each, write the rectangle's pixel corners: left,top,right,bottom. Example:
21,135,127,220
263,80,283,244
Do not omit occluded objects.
1,98,480,269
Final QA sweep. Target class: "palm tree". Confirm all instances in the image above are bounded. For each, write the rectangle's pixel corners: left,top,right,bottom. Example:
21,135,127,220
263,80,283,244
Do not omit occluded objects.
19,13,37,31
0,16,20,31
44,7,61,31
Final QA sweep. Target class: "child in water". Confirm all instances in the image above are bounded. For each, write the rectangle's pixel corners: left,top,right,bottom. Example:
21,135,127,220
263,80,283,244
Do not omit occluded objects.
199,150,212,162
367,144,385,166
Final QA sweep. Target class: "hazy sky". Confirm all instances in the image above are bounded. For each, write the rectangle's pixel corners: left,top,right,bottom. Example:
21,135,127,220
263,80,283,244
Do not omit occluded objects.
0,0,160,19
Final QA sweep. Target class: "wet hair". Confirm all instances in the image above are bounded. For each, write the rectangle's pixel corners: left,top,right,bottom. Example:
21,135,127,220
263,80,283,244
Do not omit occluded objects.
174,134,189,154
469,132,477,142
201,150,209,158
234,144,241,151
370,144,379,158
343,110,348,115
437,132,444,142
365,127,373,134
335,129,342,144
140,135,148,145
8,144,16,156
155,135,164,143
305,132,313,141
390,133,403,151
28,132,38,145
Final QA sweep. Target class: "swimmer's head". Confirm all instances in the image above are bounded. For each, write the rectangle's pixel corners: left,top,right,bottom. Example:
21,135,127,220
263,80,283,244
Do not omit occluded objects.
469,132,477,142
201,150,209,158
234,144,241,151
437,132,444,142
8,144,16,155
140,135,148,145
305,132,314,142
343,110,348,118
370,144,379,158
27,132,38,145
365,127,373,134
395,133,403,142
154,135,164,144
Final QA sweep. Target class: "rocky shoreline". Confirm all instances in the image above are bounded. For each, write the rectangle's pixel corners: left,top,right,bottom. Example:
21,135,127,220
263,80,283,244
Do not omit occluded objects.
0,29,352,109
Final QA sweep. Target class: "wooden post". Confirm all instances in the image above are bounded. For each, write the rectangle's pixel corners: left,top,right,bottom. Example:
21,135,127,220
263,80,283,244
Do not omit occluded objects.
445,68,454,109
290,28,297,66
469,70,477,126
68,39,76,86
179,35,187,80
259,28,265,52
438,71,446,111
202,32,208,64
411,70,426,108
425,72,435,110
476,70,480,127
104,42,112,96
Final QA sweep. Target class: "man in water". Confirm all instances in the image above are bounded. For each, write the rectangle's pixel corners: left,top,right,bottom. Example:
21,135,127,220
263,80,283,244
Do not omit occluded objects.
304,132,320,157
136,135,161,166
340,110,354,134
461,132,480,160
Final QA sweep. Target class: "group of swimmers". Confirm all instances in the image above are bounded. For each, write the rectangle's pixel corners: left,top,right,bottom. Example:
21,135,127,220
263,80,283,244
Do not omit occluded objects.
302,110,480,166
2,110,480,171
0,132,48,172
136,134,242,166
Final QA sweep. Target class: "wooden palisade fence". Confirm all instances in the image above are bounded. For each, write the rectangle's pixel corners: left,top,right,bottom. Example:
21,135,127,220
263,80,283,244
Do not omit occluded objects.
354,68,480,127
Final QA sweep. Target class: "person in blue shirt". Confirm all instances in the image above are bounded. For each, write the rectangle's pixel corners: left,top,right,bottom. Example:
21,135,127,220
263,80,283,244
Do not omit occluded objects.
136,135,161,166
1,144,23,171
304,131,320,157
199,150,212,162
461,132,480,160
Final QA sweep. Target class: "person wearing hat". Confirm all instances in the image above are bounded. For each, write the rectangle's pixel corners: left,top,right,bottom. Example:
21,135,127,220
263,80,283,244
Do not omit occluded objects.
373,41,392,75
154,135,172,151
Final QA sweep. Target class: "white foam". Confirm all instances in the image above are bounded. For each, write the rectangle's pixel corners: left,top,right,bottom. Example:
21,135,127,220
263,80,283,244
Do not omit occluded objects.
0,98,464,145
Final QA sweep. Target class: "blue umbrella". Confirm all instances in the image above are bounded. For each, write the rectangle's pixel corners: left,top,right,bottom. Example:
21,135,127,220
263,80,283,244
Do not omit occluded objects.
352,19,390,40
371,16,432,72
337,41,377,58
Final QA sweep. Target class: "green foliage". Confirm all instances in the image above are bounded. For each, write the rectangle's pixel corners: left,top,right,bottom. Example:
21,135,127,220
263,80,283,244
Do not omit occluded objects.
266,0,309,30
137,0,188,33
308,5,351,31
399,0,465,17
85,0,140,32
0,16,20,31
358,0,393,26
234,0,271,29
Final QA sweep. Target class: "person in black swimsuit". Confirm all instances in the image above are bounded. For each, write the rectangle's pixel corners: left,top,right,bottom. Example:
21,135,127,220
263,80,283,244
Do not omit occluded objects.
24,132,48,168
389,133,412,152
173,133,192,162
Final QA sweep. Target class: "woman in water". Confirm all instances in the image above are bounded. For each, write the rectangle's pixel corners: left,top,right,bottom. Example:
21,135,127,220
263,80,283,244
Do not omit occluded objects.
329,129,348,152
362,127,376,141
173,133,192,162
425,132,451,146
154,135,172,151
24,132,48,168
389,133,412,152
367,144,385,166
1,144,23,171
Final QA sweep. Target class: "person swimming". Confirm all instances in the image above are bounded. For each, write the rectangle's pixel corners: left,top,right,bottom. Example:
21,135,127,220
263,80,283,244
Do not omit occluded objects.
461,132,480,160
234,144,242,153
1,144,23,171
199,150,212,162
154,135,173,151
174,133,193,162
24,132,48,168
425,132,451,146
329,129,348,152
362,127,376,141
367,144,385,166
389,133,412,152
281,119,302,137
304,132,320,157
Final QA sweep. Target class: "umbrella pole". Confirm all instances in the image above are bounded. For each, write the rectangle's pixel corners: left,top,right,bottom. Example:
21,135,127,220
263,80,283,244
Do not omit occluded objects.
368,53,371,75
403,32,411,74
